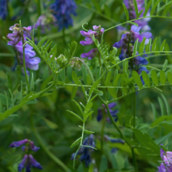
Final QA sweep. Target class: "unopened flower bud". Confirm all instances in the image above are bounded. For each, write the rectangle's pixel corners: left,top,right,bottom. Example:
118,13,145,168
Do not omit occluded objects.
56,54,68,67
70,57,82,71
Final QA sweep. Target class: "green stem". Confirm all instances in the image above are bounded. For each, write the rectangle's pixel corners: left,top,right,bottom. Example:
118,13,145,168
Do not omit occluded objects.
20,22,30,92
131,147,138,172
37,0,42,17
105,15,172,32
73,122,85,168
62,29,67,46
75,57,95,83
100,115,106,152
30,115,69,171
109,51,172,69
132,93,136,131
99,96,138,172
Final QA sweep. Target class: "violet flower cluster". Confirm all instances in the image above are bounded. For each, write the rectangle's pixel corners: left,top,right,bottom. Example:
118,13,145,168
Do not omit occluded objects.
71,134,95,167
158,147,172,172
50,0,77,31
80,25,104,60
97,102,118,123
0,0,8,20
124,0,150,30
7,23,40,74
10,139,43,172
113,25,152,76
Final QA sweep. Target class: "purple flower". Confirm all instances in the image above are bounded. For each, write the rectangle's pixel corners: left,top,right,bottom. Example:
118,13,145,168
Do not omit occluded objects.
50,0,77,31
7,24,32,45
18,154,43,172
71,134,95,167
10,139,28,148
80,25,104,60
10,139,40,152
0,0,8,20
158,147,172,172
29,141,40,152
113,25,151,77
7,24,40,73
34,14,56,32
80,26,104,46
97,102,118,123
81,48,98,60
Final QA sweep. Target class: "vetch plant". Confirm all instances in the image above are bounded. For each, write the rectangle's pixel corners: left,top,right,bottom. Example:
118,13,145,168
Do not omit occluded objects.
1,0,172,172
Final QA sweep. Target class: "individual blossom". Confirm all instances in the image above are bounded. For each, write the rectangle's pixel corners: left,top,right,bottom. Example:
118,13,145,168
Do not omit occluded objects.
104,135,125,153
0,0,8,20
71,134,95,167
18,154,43,172
10,139,28,148
34,14,56,32
10,139,43,172
7,24,32,45
157,146,172,172
113,25,152,75
7,23,40,73
97,102,118,123
80,25,104,60
81,48,98,60
50,0,77,31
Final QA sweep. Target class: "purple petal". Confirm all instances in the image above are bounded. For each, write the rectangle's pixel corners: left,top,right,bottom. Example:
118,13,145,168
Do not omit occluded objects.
29,141,40,152
97,108,103,122
131,25,141,33
10,139,28,148
29,154,43,170
108,102,116,109
157,163,166,172
18,155,28,172
93,25,100,31
81,48,98,60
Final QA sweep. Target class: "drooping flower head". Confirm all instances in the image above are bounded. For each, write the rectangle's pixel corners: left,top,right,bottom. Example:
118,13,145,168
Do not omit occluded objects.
7,23,40,73
71,134,95,167
97,102,118,123
80,25,104,60
0,0,8,20
113,25,151,75
158,146,172,172
50,0,77,31
10,139,42,172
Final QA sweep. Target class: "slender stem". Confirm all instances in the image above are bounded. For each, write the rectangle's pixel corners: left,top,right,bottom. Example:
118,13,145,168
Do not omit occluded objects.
105,16,172,32
73,122,85,168
131,147,138,172
100,115,106,152
75,57,95,83
20,23,30,92
30,115,69,171
99,96,138,172
109,51,172,69
62,29,66,46
37,0,42,17
132,93,136,131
